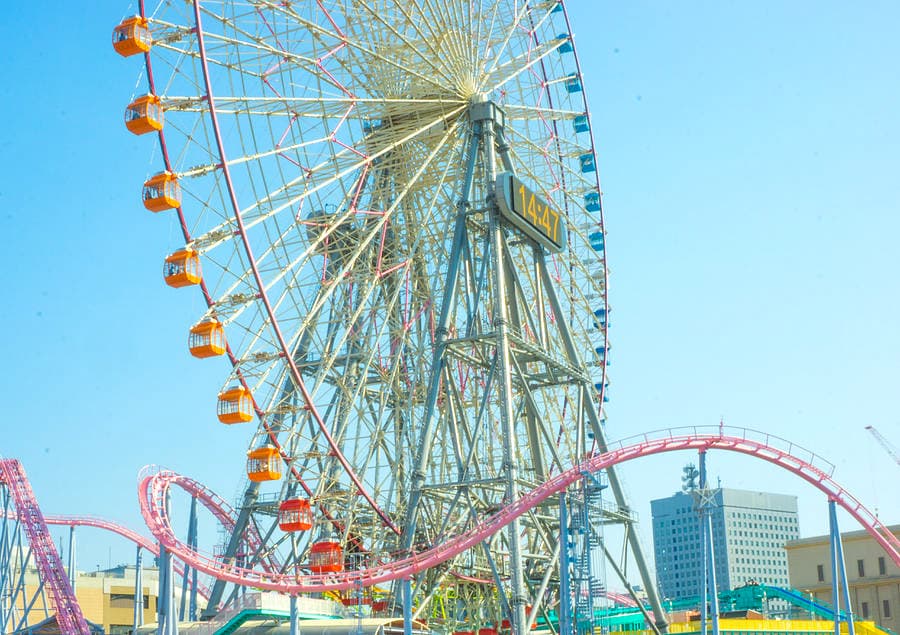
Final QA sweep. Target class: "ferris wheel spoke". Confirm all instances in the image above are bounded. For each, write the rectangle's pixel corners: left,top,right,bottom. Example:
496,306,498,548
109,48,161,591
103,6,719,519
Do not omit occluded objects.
349,3,459,89
260,2,454,99
248,121,462,352
184,103,467,252
480,36,568,96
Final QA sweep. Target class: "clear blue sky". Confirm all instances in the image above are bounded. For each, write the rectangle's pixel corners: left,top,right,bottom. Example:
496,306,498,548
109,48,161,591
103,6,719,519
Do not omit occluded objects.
1,1,897,578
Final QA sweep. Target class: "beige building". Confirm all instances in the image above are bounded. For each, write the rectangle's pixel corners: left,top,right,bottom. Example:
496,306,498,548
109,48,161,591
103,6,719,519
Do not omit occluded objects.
9,564,159,634
786,524,900,632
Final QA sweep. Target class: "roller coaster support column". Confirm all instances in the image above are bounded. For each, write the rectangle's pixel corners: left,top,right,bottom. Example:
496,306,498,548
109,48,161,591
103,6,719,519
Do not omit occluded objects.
829,499,855,635
403,578,413,635
698,451,720,635
179,496,198,622
559,492,573,635
68,526,76,591
134,546,144,632
0,487,11,631
157,545,179,635
204,483,260,618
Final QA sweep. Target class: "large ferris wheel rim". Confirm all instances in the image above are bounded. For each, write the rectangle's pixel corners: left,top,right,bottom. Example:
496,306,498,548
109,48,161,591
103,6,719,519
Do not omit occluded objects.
133,3,614,589
186,1,404,535
142,0,608,452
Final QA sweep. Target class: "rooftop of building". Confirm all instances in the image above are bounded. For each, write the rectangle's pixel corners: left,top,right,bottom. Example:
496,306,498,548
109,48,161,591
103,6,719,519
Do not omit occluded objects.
785,524,900,547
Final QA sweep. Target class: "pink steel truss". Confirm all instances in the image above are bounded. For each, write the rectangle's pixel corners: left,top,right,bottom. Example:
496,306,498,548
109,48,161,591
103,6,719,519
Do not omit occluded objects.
137,427,900,594
0,459,91,635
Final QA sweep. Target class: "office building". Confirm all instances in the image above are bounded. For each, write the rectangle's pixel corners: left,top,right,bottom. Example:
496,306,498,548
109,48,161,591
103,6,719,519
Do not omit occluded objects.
652,487,800,601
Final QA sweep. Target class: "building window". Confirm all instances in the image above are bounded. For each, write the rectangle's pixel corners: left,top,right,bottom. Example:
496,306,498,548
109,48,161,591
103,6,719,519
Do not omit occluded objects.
884,600,891,618
817,564,825,582
858,559,865,578
879,556,886,576
862,602,870,619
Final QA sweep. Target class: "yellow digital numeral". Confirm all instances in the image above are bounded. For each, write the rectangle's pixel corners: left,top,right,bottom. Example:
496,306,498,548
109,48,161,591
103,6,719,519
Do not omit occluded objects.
548,207,560,243
527,194,538,224
541,204,552,234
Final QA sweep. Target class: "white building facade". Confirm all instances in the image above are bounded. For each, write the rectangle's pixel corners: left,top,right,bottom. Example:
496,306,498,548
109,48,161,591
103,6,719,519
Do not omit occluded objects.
651,488,800,601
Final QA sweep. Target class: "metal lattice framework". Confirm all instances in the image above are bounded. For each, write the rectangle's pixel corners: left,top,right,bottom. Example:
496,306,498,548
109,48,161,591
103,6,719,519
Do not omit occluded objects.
119,1,645,632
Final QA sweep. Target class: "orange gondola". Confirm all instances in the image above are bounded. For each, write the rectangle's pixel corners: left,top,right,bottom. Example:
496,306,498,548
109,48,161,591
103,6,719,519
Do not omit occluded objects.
247,446,281,482
217,386,253,424
143,172,181,212
188,320,226,358
309,541,343,573
125,94,164,135
278,498,313,532
163,248,201,288
112,16,151,57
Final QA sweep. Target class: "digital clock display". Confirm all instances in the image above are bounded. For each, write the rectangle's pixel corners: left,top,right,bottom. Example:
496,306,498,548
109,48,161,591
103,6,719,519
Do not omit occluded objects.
495,172,567,253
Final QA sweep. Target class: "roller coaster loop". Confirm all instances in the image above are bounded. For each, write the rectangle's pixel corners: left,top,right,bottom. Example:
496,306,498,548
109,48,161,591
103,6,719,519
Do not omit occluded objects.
138,426,900,593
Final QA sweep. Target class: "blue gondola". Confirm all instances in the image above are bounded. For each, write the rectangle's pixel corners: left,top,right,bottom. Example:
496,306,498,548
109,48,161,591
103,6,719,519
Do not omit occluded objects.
588,231,605,251
584,191,601,211
565,73,582,93
579,153,596,173
573,114,590,133
557,34,573,53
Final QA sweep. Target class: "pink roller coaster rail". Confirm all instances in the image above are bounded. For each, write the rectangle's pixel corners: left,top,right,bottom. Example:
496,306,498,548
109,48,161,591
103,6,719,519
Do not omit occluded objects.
0,459,91,635
39,515,212,602
138,427,900,594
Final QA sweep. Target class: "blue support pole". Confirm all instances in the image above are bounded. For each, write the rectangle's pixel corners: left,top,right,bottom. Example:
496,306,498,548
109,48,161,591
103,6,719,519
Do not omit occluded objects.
0,490,11,632
180,496,198,622
290,595,298,635
134,546,144,632
168,546,178,635
403,578,413,635
700,506,708,635
157,545,168,635
189,559,198,623
559,492,572,635
705,511,720,635
829,499,855,635
158,545,178,635
698,451,720,635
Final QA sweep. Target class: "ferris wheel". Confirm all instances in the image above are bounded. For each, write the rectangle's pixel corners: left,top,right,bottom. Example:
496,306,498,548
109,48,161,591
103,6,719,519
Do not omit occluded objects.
114,1,662,632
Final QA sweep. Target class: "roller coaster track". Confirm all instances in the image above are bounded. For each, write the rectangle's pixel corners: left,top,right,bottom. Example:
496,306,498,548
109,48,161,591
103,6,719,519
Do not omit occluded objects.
0,459,91,635
138,426,900,594
40,514,212,602
2,470,256,614
137,466,280,574
604,591,638,607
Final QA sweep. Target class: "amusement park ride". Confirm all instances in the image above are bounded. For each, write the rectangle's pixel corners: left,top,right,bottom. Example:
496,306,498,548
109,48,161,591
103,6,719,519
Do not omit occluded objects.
2,1,899,634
